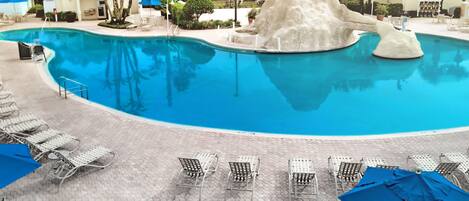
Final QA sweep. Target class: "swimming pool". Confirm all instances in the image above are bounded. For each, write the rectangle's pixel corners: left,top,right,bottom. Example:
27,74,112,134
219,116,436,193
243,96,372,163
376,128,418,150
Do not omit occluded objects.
1,28,468,136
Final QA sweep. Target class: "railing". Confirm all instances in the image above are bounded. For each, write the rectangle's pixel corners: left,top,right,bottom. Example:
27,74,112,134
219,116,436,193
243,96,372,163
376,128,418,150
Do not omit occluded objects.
58,76,89,100
168,25,180,36
41,16,50,33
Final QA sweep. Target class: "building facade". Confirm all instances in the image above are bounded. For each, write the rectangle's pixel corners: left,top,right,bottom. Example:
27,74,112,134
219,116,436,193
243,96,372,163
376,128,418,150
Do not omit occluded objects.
42,0,139,21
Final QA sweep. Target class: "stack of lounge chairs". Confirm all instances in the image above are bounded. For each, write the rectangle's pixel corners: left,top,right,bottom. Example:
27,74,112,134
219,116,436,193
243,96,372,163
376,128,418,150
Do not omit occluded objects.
0,85,116,191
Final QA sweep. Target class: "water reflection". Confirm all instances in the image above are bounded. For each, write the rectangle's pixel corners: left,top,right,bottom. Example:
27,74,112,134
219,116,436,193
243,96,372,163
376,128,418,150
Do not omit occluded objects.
258,52,420,111
419,39,468,84
103,39,146,114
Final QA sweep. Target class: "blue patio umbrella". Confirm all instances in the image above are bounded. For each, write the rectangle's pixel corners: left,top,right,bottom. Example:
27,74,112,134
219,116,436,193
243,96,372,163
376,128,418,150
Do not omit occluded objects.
339,167,469,201
140,0,161,6
0,144,40,189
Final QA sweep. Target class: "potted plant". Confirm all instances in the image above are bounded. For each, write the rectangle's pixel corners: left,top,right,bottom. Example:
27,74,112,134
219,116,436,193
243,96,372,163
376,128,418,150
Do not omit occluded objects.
248,8,258,24
375,4,388,21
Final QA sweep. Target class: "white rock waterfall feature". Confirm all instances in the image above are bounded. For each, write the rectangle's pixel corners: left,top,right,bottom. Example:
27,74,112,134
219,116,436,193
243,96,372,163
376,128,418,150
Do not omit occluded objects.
251,0,424,59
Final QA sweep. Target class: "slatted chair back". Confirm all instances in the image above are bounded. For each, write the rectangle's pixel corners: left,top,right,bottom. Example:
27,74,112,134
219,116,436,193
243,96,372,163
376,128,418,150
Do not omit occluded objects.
337,162,362,182
229,162,252,181
435,162,460,176
292,172,315,184
376,165,399,170
178,157,203,177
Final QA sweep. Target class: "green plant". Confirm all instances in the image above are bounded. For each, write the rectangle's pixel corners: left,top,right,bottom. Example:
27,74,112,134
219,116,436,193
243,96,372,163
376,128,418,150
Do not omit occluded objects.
28,4,43,14
63,11,77,22
388,3,403,16
344,0,362,13
183,0,214,21
171,2,186,24
45,11,64,21
178,19,240,30
375,4,388,16
247,8,258,19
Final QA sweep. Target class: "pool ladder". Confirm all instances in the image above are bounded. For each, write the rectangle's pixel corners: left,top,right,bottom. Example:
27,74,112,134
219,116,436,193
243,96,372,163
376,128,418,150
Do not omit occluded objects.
58,76,89,100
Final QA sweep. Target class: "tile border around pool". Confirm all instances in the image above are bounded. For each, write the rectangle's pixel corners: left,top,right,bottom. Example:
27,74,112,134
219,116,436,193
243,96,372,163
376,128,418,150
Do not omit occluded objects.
3,25,469,140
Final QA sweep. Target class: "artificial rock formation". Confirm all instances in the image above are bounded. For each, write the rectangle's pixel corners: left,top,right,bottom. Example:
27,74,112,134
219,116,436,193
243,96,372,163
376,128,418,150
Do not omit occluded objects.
251,0,424,59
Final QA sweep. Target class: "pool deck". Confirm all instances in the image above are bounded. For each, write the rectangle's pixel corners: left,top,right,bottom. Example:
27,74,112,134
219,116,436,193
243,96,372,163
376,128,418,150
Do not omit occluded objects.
0,19,469,200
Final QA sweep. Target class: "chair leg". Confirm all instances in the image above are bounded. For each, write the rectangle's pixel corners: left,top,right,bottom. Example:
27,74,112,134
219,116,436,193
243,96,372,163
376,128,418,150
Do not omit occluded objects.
198,175,207,201
251,176,256,201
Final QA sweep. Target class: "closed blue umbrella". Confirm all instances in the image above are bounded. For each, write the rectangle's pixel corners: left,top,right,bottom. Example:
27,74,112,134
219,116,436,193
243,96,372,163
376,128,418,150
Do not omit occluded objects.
339,167,469,201
0,144,41,189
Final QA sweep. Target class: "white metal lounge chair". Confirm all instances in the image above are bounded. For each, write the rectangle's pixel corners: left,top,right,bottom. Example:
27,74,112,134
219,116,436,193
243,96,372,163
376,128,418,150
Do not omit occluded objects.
440,152,469,183
29,134,80,160
0,96,15,106
225,155,260,201
0,104,19,119
328,156,362,197
0,91,13,99
46,146,116,190
177,152,219,201
0,114,39,127
288,158,318,201
408,154,460,186
0,114,48,134
24,129,64,144
361,157,399,170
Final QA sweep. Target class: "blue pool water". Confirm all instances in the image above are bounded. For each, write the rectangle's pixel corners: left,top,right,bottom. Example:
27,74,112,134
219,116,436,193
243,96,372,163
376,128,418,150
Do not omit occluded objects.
1,28,468,136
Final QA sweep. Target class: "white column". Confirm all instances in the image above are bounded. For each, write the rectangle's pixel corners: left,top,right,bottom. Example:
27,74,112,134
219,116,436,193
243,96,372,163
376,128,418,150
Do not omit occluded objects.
76,0,82,21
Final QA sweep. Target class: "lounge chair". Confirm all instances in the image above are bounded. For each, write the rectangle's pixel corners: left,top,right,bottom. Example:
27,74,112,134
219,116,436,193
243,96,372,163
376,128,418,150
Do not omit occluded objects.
0,91,13,99
177,152,218,201
288,158,318,201
0,104,19,119
361,157,399,170
23,129,64,144
18,42,32,60
408,154,460,186
0,114,48,134
46,146,116,190
440,151,469,183
0,96,16,106
328,156,362,197
225,155,260,201
29,134,80,160
32,45,46,62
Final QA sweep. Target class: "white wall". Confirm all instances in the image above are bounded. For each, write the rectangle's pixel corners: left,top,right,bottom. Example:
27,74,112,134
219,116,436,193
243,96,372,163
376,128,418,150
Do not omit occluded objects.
0,2,29,15
55,0,78,12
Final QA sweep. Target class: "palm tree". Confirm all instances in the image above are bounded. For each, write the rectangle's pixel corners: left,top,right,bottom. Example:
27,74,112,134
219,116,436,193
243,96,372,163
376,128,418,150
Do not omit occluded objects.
104,0,133,24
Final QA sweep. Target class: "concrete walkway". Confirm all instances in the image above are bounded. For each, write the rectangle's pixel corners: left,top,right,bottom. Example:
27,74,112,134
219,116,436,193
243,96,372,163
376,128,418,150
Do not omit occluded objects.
0,20,468,200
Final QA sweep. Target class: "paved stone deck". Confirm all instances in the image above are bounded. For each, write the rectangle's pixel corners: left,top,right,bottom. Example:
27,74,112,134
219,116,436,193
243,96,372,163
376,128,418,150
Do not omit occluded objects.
0,19,468,201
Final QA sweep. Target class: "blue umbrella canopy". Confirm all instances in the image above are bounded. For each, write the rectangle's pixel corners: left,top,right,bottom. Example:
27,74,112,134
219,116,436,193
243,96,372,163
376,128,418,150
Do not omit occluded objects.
0,144,40,189
140,0,161,6
340,167,469,201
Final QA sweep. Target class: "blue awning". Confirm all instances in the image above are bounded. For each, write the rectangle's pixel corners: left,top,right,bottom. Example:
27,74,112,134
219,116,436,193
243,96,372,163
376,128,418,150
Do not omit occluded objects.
141,0,161,6
0,0,28,3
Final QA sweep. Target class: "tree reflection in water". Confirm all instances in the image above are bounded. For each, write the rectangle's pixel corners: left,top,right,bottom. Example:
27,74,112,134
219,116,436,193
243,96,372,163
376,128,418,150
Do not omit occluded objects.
104,39,146,114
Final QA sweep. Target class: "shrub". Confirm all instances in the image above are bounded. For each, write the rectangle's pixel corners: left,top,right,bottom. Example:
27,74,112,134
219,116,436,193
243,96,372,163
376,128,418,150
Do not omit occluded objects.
45,11,77,22
344,0,362,13
27,4,43,14
388,3,403,17
98,21,133,29
171,2,186,24
375,4,388,16
63,11,77,22
178,19,240,30
183,0,214,21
